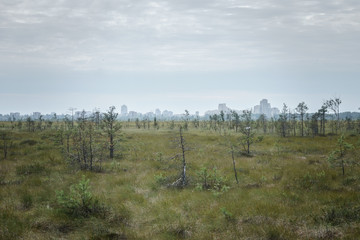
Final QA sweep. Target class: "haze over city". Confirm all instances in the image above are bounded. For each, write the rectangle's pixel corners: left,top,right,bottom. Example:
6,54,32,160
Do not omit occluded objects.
1,0,359,114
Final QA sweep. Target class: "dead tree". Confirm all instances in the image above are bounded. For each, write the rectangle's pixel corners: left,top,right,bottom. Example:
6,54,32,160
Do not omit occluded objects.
180,126,187,186
183,110,190,130
222,132,239,184
231,145,239,184
171,126,189,187
68,107,77,128
318,104,327,135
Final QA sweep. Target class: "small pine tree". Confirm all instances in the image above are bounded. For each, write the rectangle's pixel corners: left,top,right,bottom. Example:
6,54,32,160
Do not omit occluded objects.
328,135,353,176
103,106,120,159
56,176,102,217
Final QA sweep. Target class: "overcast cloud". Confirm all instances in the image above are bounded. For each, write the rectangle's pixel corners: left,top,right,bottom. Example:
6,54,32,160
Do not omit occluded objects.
0,0,359,114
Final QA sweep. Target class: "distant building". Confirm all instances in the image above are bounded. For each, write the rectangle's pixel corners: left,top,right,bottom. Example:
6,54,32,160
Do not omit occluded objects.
121,105,128,116
128,111,138,119
204,109,219,116
254,105,260,114
272,108,280,116
74,111,81,119
253,99,279,118
33,112,41,120
205,103,237,117
10,112,21,120
162,110,173,119
155,108,161,117
260,99,271,116
144,112,155,119
74,110,92,119
218,103,231,113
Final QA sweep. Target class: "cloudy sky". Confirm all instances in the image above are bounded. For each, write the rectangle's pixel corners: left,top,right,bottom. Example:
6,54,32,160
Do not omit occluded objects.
1,0,359,115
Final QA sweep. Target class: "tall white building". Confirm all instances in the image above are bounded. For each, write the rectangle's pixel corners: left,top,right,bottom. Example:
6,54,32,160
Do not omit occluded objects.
121,105,128,116
253,99,279,118
128,111,138,119
218,103,231,113
162,110,173,118
260,99,271,117
33,112,41,120
205,103,235,116
10,112,20,120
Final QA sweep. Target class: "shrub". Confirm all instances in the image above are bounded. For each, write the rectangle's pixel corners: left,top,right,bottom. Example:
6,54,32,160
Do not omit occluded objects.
220,207,234,222
19,139,37,146
20,192,33,210
155,152,164,162
195,167,230,194
266,226,285,240
88,221,128,240
56,176,105,218
291,170,330,190
328,135,353,176
110,160,121,171
154,173,168,185
316,203,360,225
342,176,357,186
16,163,46,176
0,211,24,239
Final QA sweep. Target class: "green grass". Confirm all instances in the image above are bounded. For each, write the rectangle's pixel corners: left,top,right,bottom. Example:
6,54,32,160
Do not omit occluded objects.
0,123,359,239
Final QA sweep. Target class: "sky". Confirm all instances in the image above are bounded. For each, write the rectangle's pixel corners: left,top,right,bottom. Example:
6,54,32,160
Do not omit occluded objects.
0,0,359,115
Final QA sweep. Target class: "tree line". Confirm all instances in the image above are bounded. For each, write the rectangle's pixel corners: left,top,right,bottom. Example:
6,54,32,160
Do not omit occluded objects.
1,98,358,184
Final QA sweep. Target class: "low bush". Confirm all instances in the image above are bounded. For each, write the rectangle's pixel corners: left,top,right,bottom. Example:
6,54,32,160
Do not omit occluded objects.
20,192,33,210
154,173,168,186
55,176,106,218
16,163,46,176
195,166,230,194
19,139,37,146
342,176,357,186
220,207,234,222
0,211,25,239
287,170,332,191
316,203,360,225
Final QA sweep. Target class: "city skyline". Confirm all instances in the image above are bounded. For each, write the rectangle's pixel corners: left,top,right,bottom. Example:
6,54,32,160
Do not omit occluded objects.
1,98,359,120
1,102,260,117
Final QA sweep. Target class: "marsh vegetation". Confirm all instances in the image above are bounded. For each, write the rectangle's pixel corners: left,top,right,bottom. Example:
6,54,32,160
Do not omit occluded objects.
1,111,360,239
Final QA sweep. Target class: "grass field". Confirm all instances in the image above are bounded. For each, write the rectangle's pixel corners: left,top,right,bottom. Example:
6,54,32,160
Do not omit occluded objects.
1,122,360,239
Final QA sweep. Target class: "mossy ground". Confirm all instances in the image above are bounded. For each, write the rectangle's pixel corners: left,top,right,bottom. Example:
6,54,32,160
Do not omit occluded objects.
1,123,360,239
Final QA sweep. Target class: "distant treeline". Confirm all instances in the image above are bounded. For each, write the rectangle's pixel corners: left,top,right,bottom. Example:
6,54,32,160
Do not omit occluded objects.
1,111,359,122
252,112,360,121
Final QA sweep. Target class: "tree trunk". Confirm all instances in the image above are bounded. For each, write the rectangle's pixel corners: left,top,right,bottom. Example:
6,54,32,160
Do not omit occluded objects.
180,127,186,187
301,115,304,137
231,147,239,184
247,139,250,154
89,131,93,170
66,135,70,154
110,134,114,159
